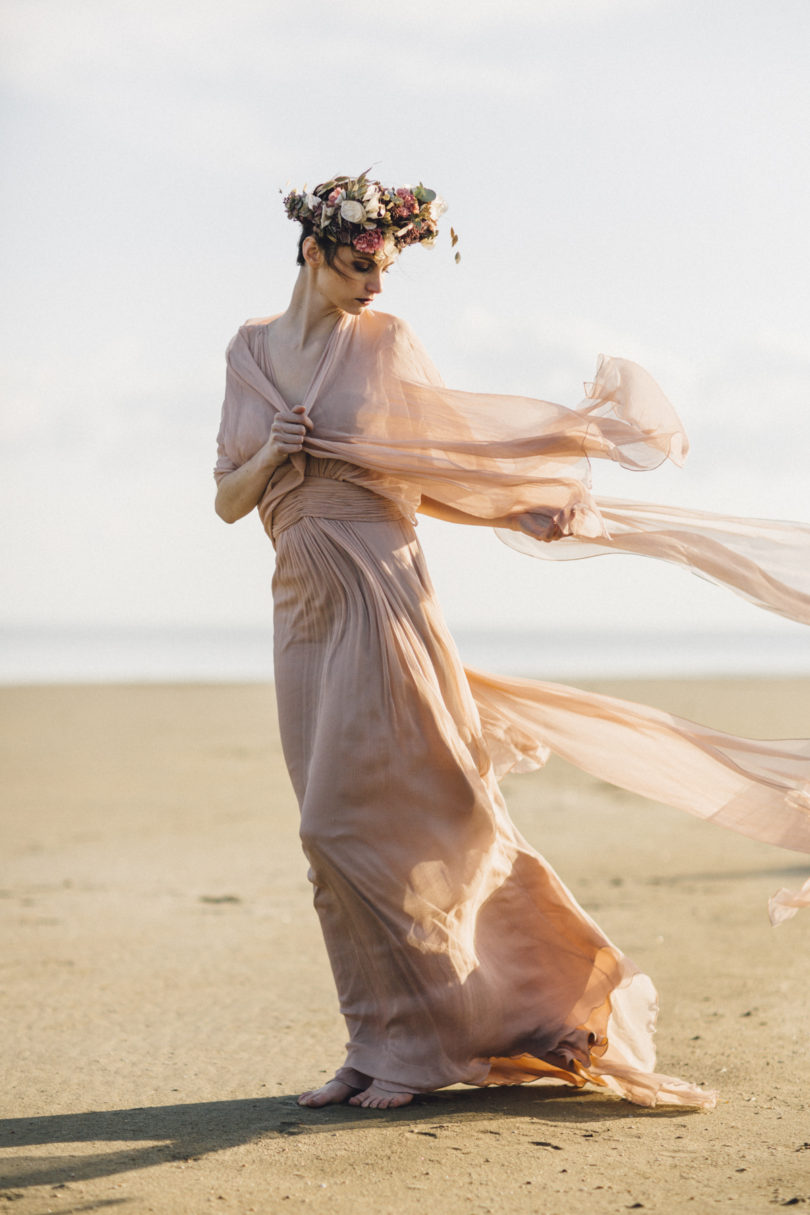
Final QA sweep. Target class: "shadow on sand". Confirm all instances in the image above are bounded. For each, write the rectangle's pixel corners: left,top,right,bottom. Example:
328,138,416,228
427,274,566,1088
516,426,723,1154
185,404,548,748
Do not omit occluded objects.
0,1084,693,1193
643,862,809,886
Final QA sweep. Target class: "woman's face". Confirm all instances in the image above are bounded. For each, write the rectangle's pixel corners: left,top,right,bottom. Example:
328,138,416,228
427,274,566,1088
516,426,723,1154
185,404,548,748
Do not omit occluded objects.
308,241,395,315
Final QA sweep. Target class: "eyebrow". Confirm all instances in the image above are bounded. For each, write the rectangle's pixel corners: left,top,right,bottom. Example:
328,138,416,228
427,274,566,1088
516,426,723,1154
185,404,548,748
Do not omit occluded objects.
344,252,392,271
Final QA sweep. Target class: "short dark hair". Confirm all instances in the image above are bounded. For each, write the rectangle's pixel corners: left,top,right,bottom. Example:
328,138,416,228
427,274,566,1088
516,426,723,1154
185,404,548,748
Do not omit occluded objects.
296,223,340,268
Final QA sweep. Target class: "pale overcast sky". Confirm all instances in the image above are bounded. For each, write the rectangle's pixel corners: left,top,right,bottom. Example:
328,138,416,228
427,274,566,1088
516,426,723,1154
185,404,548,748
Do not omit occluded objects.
2,0,809,651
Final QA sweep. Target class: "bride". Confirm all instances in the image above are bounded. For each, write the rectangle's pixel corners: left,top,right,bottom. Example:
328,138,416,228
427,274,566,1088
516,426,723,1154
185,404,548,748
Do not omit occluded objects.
214,172,810,1111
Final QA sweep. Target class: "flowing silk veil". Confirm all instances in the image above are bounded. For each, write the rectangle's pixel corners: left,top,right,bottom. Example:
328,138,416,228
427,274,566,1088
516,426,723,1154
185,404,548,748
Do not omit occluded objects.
216,310,810,920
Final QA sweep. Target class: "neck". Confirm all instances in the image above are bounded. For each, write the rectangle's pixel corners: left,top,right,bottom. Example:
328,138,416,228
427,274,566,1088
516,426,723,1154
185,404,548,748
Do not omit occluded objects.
279,267,344,348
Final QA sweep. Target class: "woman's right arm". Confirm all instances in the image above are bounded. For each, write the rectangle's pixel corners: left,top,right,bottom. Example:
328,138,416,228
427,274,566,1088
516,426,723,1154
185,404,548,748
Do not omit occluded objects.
215,405,312,523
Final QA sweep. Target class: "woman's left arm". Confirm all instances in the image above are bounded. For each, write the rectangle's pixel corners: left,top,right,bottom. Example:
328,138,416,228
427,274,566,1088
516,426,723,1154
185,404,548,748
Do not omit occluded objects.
418,496,563,542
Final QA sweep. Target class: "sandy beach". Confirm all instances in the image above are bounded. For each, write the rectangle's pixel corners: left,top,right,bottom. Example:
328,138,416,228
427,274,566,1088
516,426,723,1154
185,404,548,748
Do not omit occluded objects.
1,677,809,1215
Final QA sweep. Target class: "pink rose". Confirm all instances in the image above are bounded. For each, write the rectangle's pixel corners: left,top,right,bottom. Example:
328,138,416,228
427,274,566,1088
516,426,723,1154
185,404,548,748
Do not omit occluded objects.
353,229,384,253
327,188,344,206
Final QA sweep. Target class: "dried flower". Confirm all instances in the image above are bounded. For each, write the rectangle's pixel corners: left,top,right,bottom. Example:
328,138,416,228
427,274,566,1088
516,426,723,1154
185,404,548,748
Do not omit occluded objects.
353,229,385,253
394,188,419,216
340,199,366,224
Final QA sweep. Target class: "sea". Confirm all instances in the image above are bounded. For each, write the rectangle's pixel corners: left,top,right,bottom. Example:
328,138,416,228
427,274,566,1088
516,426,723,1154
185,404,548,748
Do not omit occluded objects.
1,624,809,684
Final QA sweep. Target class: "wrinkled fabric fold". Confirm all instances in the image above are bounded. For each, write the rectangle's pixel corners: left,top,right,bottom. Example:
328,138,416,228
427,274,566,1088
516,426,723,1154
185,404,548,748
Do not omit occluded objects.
270,473,404,540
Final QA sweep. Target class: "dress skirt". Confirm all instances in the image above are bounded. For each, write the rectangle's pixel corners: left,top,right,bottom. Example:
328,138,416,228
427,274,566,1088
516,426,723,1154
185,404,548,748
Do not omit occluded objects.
270,469,715,1108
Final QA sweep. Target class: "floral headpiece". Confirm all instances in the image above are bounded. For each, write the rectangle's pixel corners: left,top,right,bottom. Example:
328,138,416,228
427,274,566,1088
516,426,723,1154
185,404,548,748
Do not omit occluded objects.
283,171,457,260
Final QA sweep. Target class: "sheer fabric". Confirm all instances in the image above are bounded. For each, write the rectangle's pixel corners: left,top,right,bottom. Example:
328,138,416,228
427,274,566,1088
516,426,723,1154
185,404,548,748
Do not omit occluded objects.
215,311,810,1107
217,311,810,627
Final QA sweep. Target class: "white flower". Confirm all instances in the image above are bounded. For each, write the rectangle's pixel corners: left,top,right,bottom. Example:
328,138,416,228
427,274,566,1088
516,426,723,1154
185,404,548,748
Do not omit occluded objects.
340,199,366,224
362,186,383,218
430,196,448,220
305,193,321,212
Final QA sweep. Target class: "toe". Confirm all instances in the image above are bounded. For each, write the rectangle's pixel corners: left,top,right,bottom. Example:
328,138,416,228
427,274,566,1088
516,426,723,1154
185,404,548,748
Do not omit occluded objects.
347,1083,415,1110
297,1079,356,1108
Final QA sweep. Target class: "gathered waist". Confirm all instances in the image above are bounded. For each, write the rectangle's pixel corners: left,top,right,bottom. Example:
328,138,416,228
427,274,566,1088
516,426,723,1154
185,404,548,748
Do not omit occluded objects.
270,475,405,541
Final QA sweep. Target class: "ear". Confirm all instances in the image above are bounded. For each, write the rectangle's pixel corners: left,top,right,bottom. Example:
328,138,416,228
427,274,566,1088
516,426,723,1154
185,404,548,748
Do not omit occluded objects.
302,236,323,270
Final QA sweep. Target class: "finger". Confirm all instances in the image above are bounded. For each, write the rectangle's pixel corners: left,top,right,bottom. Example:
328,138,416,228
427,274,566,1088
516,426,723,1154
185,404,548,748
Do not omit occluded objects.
284,406,314,429
275,419,312,436
273,420,308,438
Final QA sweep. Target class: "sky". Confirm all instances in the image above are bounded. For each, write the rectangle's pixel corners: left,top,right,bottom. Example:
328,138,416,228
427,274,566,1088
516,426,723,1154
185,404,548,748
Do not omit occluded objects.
2,0,809,654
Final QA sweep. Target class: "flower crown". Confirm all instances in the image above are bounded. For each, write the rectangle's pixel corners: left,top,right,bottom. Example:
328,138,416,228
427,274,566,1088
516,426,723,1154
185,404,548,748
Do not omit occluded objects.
283,171,456,259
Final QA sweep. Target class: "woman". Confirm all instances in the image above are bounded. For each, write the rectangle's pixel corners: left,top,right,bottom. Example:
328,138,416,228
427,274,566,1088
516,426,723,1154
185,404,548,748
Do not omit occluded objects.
215,173,810,1111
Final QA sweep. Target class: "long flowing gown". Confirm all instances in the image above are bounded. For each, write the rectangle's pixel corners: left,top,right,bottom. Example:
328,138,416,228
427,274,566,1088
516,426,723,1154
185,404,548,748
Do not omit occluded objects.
215,309,810,1109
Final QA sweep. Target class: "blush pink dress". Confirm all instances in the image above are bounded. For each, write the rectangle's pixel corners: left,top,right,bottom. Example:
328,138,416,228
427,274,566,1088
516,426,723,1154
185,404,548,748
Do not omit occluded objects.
215,310,810,1108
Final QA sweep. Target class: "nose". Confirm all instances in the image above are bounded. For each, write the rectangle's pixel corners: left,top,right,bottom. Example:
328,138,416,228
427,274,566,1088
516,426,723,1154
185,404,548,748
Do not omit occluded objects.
365,265,383,294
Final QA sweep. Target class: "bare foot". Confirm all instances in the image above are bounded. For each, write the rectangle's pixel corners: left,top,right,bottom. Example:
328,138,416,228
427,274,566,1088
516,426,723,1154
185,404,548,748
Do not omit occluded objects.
348,1083,414,1110
297,1079,359,1108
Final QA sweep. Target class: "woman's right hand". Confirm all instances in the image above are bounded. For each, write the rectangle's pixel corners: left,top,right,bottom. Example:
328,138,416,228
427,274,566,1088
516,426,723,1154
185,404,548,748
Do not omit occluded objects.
215,406,314,524
266,405,313,463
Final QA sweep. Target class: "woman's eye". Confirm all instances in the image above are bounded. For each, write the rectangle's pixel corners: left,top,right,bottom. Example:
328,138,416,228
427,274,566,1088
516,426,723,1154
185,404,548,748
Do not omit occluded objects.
353,262,372,273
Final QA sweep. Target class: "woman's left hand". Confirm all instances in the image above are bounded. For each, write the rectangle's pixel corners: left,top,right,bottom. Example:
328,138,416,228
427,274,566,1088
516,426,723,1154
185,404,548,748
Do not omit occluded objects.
511,512,565,543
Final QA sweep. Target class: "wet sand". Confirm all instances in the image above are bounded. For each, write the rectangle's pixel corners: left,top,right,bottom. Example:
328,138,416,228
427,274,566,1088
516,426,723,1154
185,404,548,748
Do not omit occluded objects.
1,678,809,1214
